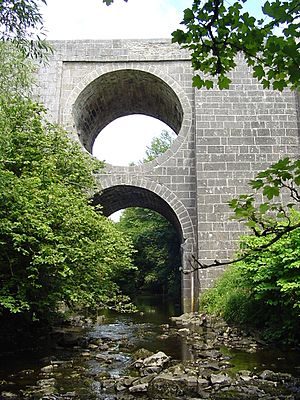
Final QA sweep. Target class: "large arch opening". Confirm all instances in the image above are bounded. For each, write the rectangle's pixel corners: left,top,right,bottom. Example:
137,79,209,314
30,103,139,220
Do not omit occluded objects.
93,185,183,240
72,69,184,156
93,185,183,310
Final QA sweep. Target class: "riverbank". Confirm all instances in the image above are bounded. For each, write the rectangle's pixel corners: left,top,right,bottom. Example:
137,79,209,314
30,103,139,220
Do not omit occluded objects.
1,310,299,399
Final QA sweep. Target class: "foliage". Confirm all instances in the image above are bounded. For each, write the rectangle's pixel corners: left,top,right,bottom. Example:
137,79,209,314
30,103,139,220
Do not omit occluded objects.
0,0,51,59
116,207,181,299
228,157,300,255
115,129,180,299
201,157,300,342
0,41,35,98
0,97,136,319
201,224,300,343
199,264,256,325
141,130,174,163
237,229,300,340
172,0,299,90
0,42,135,320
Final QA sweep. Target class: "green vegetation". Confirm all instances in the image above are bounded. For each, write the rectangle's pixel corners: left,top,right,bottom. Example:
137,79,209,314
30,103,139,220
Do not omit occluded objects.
116,207,181,299
141,130,174,163
0,0,51,59
172,0,299,90
0,43,135,323
201,159,300,343
200,228,300,343
104,0,299,91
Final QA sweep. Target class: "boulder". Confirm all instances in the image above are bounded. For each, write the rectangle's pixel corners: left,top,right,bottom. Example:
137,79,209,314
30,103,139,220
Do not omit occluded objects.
129,383,148,393
148,372,198,399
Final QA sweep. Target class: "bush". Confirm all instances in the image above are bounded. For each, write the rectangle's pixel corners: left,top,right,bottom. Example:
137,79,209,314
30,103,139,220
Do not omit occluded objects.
200,221,300,343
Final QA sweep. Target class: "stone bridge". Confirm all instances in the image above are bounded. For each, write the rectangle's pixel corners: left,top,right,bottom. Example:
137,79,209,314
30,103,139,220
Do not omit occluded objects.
36,39,300,312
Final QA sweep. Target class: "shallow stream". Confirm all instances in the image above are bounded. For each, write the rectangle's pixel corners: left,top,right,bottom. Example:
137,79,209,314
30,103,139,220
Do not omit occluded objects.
0,296,299,399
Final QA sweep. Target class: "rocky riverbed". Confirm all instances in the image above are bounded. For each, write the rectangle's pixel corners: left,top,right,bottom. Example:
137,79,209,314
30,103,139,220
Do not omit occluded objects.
1,312,300,399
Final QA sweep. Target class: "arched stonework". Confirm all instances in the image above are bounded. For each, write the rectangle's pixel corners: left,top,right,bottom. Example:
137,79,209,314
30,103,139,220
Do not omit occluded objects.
62,64,192,170
94,174,197,312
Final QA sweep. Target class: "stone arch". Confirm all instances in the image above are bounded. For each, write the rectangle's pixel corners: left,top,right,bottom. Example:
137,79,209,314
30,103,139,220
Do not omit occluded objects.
93,175,197,311
95,174,195,247
62,65,192,167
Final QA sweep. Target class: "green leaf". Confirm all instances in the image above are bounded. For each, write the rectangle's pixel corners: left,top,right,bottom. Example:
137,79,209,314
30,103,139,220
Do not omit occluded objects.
192,75,205,88
253,65,265,79
263,185,280,200
218,75,231,90
259,203,270,214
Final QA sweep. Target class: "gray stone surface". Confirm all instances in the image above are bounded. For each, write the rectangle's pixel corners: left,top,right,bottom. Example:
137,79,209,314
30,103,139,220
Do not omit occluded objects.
34,39,300,312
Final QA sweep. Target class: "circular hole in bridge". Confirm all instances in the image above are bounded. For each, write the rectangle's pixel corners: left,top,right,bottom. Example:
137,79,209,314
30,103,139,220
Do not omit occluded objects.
92,115,176,166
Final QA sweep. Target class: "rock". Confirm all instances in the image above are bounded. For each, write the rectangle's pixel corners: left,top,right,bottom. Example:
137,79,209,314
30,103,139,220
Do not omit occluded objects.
142,366,162,375
17,369,35,377
41,365,54,373
1,392,19,399
123,377,138,387
259,369,278,381
148,372,198,399
238,369,253,382
63,392,77,397
178,328,190,336
132,348,153,360
157,334,169,340
80,350,91,357
116,382,127,391
142,351,170,368
210,373,232,385
160,324,169,329
197,378,209,386
37,378,56,387
88,343,98,350
129,383,149,392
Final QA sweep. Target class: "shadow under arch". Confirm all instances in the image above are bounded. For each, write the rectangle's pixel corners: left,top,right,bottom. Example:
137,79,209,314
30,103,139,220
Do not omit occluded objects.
94,185,183,240
71,69,185,155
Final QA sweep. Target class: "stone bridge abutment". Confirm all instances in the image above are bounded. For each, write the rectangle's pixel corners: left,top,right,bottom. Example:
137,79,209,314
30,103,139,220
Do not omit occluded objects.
35,39,300,312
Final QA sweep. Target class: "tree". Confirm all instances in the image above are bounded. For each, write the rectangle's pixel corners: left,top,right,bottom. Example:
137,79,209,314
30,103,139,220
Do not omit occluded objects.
116,131,180,299
103,0,299,91
117,207,181,299
198,158,300,342
172,0,299,90
0,0,51,59
0,44,135,320
141,130,174,163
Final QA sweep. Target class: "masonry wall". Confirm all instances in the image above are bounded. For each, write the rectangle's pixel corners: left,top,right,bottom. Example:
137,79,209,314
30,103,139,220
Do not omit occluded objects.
35,39,300,309
195,55,300,291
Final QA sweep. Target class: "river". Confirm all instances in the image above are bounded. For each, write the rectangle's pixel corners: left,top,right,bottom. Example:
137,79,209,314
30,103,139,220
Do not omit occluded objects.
0,296,299,399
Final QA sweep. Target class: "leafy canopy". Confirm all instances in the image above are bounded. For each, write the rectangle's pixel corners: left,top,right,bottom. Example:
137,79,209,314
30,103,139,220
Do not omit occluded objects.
0,44,135,319
116,130,180,298
104,0,299,90
172,0,300,90
200,224,300,343
117,207,181,298
141,130,174,163
229,157,300,254
0,0,51,59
